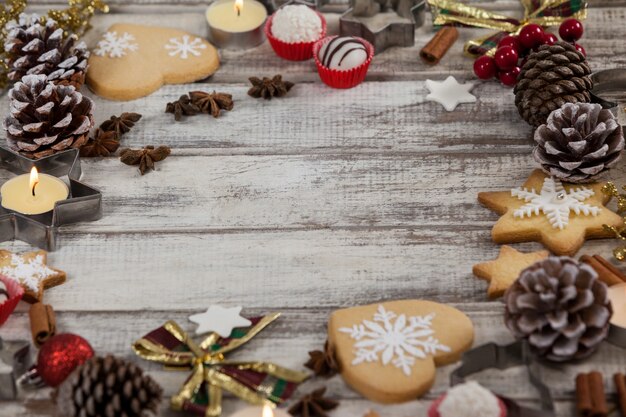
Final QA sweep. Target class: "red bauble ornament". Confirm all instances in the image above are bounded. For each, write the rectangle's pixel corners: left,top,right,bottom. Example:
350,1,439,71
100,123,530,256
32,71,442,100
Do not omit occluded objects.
37,333,94,387
575,43,586,56
519,24,545,49
494,46,519,71
499,66,521,87
497,35,522,53
473,55,497,80
559,18,584,42
543,32,558,45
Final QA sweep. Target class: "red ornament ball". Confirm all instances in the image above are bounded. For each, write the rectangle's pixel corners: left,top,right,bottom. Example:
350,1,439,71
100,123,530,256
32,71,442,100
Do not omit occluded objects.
543,32,558,45
473,55,497,80
497,35,522,53
499,66,521,87
575,43,586,56
37,333,94,387
519,24,545,49
559,18,584,42
494,46,519,71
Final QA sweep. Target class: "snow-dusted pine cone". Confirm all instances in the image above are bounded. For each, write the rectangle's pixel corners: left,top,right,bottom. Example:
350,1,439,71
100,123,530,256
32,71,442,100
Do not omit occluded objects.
4,74,94,159
4,13,89,89
534,103,624,183
504,256,612,362
514,41,592,127
56,355,162,417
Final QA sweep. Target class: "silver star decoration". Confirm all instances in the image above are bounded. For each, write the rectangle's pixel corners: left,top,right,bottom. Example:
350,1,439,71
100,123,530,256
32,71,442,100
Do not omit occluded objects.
189,305,252,337
425,76,477,112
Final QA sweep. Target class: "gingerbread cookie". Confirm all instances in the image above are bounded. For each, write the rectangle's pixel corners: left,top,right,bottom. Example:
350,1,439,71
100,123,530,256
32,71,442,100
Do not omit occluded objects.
328,300,474,403
0,250,66,303
478,170,622,256
473,246,549,298
87,24,219,100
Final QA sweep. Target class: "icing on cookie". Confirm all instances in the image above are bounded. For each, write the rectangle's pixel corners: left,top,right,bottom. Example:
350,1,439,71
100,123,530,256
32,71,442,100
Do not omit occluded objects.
1,253,57,293
94,31,139,58
165,35,207,59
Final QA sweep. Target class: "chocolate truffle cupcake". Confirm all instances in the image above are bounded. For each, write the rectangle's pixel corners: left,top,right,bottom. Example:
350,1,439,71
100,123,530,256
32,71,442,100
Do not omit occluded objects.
265,5,326,61
313,36,374,89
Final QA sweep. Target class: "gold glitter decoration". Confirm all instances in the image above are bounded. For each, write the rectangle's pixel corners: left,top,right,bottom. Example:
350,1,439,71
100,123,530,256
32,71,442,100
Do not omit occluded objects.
602,182,626,261
0,0,27,89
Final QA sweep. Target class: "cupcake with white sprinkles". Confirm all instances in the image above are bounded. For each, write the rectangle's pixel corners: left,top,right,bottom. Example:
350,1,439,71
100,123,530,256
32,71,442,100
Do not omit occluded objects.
314,36,374,89
265,4,326,61
0,275,24,326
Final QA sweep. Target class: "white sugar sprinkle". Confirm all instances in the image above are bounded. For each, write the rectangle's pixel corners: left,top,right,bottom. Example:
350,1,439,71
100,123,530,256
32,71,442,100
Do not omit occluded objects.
1,254,56,293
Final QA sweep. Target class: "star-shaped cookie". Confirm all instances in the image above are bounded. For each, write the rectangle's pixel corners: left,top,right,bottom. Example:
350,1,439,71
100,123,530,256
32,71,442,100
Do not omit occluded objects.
473,246,549,298
425,76,476,111
0,250,66,303
189,305,252,337
478,170,623,256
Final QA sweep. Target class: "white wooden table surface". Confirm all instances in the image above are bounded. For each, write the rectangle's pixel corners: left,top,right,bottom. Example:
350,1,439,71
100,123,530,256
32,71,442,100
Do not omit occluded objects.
1,1,626,416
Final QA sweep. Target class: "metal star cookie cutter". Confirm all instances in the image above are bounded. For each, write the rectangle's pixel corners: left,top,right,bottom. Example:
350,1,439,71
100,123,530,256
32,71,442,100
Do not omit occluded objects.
340,0,426,54
451,341,555,417
0,147,102,251
590,69,626,126
0,337,31,400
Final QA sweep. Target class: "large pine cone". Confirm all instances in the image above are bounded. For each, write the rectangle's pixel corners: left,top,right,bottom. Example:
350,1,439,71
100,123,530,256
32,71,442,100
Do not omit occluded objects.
4,14,89,89
4,74,94,159
534,102,624,183
514,41,593,127
504,257,612,362
56,355,163,417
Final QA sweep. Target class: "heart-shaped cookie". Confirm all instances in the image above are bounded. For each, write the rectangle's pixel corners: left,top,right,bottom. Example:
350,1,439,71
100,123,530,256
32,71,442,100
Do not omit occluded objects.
87,24,220,101
328,300,474,403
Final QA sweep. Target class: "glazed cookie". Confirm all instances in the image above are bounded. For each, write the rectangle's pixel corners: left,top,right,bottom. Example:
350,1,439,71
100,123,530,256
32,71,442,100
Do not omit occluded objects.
473,245,549,298
0,250,66,303
328,300,474,403
87,24,219,100
478,169,622,256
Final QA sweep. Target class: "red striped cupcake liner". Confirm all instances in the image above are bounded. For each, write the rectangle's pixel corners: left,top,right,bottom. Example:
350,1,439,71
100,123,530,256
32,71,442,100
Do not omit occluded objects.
0,274,24,326
265,10,327,61
313,36,374,89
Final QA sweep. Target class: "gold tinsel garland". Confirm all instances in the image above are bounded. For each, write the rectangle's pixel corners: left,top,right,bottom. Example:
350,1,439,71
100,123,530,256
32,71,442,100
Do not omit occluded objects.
602,182,626,261
0,0,108,89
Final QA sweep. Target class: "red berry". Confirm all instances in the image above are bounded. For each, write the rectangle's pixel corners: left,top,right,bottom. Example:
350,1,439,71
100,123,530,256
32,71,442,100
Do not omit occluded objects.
497,35,522,53
494,46,519,71
519,24,545,49
499,66,521,87
575,43,586,56
559,18,584,42
543,32,558,45
473,55,497,80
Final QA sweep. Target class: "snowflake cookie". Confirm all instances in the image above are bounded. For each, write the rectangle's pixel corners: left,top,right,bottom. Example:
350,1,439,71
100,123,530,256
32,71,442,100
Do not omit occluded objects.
88,24,219,101
0,250,66,303
328,300,474,403
478,169,622,256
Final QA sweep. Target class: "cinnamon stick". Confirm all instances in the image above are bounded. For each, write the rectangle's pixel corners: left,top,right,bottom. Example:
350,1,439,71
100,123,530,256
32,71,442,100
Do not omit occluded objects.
29,302,56,347
420,27,459,65
580,254,626,286
615,373,626,417
589,372,608,417
577,373,593,416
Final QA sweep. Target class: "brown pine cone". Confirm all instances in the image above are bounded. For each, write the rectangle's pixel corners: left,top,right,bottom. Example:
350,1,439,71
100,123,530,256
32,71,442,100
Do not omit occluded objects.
3,74,94,159
56,354,162,417
4,14,89,89
514,41,593,127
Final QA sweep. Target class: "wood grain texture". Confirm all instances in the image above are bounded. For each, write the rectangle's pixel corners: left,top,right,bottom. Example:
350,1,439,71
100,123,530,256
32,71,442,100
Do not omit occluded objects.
1,3,626,417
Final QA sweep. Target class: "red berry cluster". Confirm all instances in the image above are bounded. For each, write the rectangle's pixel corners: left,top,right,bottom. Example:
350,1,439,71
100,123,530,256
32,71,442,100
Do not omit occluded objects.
473,18,585,87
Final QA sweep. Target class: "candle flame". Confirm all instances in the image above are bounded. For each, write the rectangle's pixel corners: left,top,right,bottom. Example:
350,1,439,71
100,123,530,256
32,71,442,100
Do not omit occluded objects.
234,0,243,15
29,166,39,197
262,405,274,417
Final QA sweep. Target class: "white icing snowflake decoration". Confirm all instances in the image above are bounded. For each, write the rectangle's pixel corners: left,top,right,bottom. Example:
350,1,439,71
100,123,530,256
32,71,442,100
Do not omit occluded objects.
339,305,451,376
94,31,139,58
0,254,56,293
164,35,207,59
512,177,600,230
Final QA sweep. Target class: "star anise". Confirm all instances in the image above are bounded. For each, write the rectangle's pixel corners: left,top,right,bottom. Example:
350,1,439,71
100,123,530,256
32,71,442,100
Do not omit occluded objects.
120,146,171,175
189,91,234,118
99,112,142,137
80,129,120,157
165,94,200,121
248,75,294,100
305,341,338,378
288,387,339,417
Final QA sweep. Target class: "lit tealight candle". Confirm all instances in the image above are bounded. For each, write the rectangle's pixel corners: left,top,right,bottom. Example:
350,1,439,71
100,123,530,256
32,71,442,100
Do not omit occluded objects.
231,404,291,417
0,167,69,215
206,0,268,49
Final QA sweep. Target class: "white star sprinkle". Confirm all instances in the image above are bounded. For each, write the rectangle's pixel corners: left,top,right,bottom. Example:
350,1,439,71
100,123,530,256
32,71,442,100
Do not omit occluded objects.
189,305,252,337
425,76,477,111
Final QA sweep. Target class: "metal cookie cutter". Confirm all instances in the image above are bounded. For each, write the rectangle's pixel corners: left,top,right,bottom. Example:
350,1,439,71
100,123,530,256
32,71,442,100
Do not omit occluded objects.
0,147,102,251
451,341,555,417
591,69,626,117
0,337,30,400
340,0,426,54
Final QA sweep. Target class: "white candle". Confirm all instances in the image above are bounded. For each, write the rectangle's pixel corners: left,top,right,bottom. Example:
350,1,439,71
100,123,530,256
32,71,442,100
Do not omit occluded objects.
206,0,267,33
608,283,626,328
231,404,291,417
0,167,69,215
